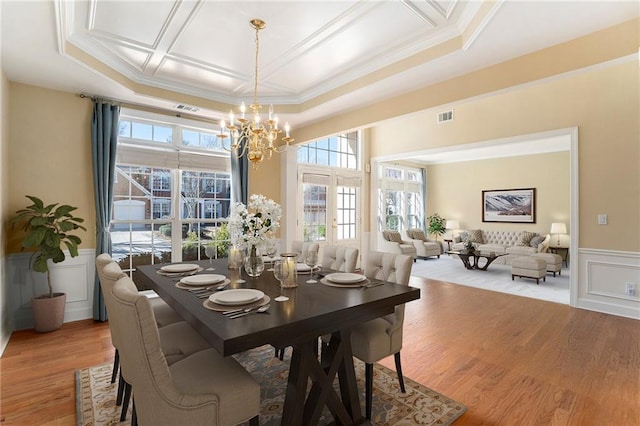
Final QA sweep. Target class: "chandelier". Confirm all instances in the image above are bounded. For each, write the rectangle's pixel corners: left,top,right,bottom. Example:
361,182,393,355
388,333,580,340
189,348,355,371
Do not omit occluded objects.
217,19,293,168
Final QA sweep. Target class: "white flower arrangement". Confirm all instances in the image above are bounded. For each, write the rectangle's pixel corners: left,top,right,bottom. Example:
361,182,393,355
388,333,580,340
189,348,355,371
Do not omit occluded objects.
228,194,282,253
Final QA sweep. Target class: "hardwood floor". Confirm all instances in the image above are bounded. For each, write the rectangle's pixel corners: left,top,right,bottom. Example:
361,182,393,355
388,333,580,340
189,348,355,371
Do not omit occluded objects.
1,277,639,425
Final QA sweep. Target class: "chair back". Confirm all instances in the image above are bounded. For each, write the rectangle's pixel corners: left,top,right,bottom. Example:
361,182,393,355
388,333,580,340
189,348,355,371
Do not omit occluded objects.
320,246,359,272
364,251,413,330
95,257,128,349
291,240,320,263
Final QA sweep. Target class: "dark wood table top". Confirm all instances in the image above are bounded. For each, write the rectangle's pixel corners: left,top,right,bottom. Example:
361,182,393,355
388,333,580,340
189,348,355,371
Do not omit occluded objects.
137,259,420,357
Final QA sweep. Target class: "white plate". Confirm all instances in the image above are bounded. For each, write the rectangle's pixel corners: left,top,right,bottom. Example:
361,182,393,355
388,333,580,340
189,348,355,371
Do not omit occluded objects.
209,289,265,306
325,273,366,284
180,274,226,286
262,255,281,263
160,263,199,273
296,263,312,272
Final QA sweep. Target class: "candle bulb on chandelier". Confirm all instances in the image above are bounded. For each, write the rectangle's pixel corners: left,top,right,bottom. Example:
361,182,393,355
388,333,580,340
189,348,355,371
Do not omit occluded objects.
240,102,246,119
229,111,234,126
254,113,261,125
273,115,279,129
219,119,226,134
285,122,290,138
268,104,274,120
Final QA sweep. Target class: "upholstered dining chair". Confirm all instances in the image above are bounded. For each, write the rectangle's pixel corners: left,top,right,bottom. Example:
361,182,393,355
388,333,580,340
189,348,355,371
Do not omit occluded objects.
97,258,212,421
290,240,320,263
320,245,359,272
349,251,413,419
110,275,260,426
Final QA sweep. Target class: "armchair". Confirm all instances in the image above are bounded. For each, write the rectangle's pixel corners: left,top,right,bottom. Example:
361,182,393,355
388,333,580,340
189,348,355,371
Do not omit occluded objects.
379,230,417,260
405,228,442,259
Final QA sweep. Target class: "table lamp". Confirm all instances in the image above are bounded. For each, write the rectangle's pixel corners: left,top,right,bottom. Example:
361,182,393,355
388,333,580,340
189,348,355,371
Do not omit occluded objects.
445,220,460,240
550,222,567,245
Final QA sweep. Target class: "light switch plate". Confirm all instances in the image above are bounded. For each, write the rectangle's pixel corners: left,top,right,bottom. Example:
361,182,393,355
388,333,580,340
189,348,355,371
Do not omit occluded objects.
597,214,608,225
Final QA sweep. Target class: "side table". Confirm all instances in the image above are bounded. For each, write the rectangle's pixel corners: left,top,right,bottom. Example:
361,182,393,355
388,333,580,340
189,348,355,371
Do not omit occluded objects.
444,239,453,252
550,247,569,267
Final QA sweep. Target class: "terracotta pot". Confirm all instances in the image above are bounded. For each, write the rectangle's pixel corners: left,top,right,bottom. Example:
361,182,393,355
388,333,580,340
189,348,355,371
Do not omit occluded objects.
31,292,66,333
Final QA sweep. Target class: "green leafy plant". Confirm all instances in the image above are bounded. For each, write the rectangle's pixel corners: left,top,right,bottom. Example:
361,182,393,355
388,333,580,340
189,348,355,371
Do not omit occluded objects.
11,196,86,298
427,213,447,241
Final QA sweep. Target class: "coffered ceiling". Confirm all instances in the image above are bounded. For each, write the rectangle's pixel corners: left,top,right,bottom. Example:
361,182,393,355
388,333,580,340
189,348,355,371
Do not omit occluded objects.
1,1,638,129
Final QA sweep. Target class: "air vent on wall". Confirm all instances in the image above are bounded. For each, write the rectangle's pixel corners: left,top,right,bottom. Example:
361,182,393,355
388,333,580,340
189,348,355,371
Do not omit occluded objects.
175,104,200,112
437,109,453,123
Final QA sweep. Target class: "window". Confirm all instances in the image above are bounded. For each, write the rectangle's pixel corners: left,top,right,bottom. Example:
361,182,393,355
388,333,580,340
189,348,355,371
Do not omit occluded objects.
378,165,424,232
303,183,327,242
112,110,232,283
297,131,359,169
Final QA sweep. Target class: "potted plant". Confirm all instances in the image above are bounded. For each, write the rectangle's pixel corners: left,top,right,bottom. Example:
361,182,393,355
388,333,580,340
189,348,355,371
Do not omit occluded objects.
427,213,447,241
11,195,86,332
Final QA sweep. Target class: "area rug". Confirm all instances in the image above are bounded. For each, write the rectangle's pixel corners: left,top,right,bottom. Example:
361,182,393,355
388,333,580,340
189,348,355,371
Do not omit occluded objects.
76,345,466,425
412,255,570,304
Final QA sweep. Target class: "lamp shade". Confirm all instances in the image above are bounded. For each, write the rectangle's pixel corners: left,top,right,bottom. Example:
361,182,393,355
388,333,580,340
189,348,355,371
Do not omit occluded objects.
550,223,567,234
445,220,460,230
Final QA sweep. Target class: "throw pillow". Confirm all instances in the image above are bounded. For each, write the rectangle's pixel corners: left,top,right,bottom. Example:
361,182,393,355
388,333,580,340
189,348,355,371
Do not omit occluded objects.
388,231,403,243
459,231,469,242
467,229,484,243
412,230,427,241
529,235,545,248
518,231,537,246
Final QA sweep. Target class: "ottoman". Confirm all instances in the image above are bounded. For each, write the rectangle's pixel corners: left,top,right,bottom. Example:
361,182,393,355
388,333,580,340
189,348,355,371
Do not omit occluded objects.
531,253,563,277
511,256,546,284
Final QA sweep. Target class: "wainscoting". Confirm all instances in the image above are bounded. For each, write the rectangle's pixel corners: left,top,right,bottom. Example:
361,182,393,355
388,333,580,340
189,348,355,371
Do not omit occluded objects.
6,249,96,331
577,248,640,320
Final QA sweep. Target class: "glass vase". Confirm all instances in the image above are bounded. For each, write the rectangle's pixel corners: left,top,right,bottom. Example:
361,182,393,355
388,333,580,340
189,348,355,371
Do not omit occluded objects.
279,253,298,288
244,245,265,278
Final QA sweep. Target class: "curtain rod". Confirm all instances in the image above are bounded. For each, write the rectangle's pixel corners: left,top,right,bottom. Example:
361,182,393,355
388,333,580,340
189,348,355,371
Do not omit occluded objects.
78,93,217,125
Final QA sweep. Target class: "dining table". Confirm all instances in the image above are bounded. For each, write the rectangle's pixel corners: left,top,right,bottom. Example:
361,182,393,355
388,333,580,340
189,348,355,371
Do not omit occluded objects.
137,258,420,426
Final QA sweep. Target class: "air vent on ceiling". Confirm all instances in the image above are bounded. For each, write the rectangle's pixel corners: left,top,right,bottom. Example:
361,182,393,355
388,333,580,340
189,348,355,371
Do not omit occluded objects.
175,104,200,112
437,109,454,123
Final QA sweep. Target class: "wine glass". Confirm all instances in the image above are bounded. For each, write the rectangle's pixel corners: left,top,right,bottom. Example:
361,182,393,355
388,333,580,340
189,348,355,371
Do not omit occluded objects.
230,249,246,283
305,251,318,283
273,260,290,302
265,240,277,271
204,244,216,270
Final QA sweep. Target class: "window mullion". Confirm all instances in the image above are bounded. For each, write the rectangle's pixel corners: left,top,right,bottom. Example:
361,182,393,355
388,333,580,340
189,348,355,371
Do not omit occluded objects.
171,168,182,262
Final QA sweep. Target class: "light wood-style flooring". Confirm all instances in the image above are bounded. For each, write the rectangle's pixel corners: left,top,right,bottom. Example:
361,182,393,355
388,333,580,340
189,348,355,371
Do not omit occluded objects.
1,276,639,425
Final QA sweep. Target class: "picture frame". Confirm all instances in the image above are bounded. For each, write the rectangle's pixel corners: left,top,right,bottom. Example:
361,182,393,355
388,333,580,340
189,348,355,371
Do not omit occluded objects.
482,188,536,223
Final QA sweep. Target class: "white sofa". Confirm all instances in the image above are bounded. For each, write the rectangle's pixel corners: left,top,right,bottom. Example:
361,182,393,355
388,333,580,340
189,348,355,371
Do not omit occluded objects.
451,229,550,265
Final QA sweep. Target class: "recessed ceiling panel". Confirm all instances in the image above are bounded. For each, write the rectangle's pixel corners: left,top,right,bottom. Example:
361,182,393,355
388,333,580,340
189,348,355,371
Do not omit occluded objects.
104,45,150,72
92,0,177,47
154,58,243,94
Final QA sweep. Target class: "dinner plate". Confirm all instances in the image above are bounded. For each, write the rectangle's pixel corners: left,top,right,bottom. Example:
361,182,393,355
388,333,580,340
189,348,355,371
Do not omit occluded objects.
209,289,265,306
160,263,199,273
324,272,366,284
175,279,230,290
180,274,226,286
320,277,369,288
262,255,281,263
202,295,271,312
295,263,320,273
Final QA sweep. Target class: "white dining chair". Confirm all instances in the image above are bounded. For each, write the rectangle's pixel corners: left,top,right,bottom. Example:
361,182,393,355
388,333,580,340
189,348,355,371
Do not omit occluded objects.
349,251,413,419
320,245,359,272
110,275,260,426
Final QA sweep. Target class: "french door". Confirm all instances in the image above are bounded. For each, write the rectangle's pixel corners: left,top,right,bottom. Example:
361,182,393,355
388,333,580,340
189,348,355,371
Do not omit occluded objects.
298,168,362,255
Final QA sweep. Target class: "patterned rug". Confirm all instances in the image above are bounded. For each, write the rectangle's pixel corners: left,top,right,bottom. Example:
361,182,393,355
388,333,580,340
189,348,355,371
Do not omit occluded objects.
76,345,466,425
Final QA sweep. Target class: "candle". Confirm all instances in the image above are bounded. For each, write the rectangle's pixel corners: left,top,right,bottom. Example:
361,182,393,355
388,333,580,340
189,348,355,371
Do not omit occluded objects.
268,104,273,120
229,110,234,126
284,122,290,138
240,102,246,119
273,114,279,129
280,253,298,288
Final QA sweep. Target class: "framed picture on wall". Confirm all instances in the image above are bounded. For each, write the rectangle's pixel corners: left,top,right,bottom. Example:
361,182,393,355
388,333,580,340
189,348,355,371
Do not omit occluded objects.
482,188,536,223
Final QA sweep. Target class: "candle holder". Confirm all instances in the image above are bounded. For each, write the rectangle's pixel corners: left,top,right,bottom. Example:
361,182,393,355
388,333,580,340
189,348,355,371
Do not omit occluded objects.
279,253,298,288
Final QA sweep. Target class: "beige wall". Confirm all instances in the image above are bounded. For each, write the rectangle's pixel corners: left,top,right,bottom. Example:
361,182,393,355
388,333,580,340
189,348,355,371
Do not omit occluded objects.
248,153,281,205
424,152,570,235
370,60,639,252
7,83,95,253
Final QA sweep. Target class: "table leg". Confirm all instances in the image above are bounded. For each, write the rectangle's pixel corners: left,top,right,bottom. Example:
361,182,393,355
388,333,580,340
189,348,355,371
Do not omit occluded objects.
282,330,366,425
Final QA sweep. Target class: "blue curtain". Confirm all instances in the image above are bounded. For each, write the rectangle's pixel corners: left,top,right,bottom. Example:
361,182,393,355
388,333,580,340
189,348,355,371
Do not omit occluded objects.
230,139,248,204
91,101,120,321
